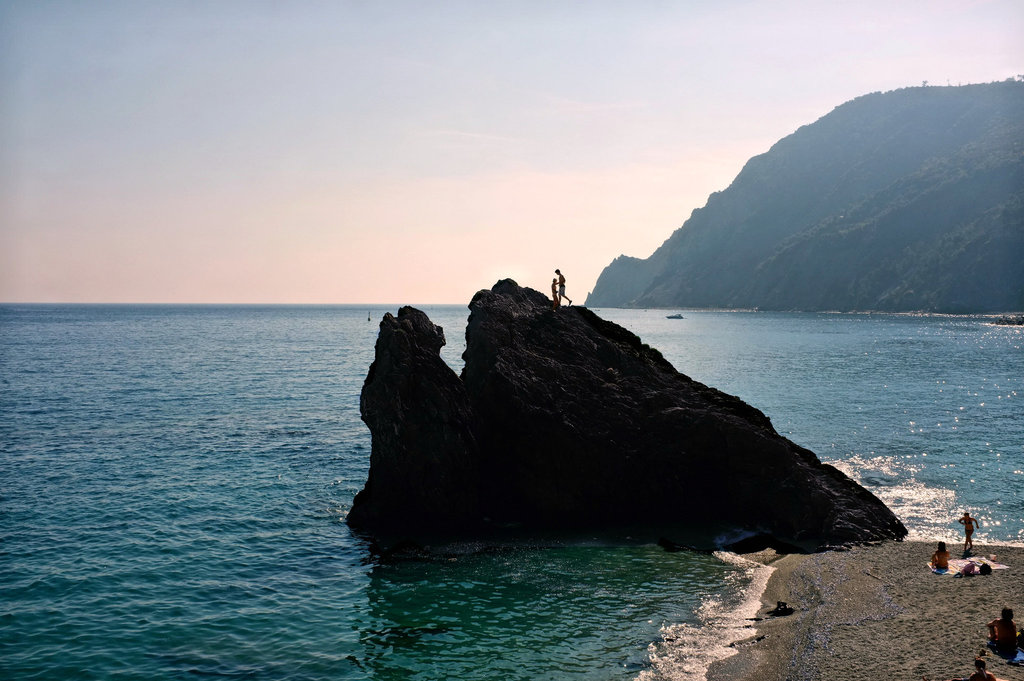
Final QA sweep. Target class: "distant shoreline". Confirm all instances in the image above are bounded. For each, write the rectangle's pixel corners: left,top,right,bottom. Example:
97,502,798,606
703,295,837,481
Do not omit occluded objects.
708,540,1024,681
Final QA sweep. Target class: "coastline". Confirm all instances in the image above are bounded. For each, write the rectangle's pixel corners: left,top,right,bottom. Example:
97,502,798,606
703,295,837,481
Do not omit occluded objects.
707,540,1024,681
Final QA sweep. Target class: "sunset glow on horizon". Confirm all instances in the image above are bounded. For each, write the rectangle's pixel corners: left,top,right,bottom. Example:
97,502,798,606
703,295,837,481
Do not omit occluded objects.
2,1,1021,304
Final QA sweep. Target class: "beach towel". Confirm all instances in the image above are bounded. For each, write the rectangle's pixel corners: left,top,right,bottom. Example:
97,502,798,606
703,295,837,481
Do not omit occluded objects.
928,557,1009,575
986,640,1024,663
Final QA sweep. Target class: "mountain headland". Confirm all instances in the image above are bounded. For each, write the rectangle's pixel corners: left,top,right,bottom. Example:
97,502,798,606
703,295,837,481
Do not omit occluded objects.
586,81,1024,312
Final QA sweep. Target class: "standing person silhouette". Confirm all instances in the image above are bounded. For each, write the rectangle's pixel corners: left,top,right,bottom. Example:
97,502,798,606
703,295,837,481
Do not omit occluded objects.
959,511,980,554
555,269,572,306
550,278,560,310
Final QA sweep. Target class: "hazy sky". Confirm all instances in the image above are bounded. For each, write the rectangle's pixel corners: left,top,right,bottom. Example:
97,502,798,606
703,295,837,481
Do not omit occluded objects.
2,1,1021,303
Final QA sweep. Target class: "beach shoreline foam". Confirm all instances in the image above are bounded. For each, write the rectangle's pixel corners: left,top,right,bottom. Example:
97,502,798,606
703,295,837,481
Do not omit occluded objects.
707,540,1024,681
640,551,778,680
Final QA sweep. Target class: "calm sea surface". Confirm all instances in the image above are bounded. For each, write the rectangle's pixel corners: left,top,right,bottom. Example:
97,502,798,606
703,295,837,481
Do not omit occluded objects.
2,304,1022,680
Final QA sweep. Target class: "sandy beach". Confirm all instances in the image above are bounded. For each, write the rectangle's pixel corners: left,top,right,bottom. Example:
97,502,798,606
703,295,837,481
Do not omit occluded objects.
708,541,1024,681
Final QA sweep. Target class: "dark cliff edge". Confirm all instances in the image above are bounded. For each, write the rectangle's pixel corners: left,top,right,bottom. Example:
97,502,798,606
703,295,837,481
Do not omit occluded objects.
348,280,908,553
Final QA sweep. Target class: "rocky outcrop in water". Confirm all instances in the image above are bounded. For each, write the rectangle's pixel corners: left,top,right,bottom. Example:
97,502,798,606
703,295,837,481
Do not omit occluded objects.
347,280,908,551
347,306,480,532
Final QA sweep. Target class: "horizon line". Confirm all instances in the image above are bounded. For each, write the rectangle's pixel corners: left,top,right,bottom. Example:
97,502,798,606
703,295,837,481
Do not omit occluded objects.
0,301,469,307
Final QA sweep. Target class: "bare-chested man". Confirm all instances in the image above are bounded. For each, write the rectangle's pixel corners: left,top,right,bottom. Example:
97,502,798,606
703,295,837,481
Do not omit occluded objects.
555,269,572,306
987,608,1017,654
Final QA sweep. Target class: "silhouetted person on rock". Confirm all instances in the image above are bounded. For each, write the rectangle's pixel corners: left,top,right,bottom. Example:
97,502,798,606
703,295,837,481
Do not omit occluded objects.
551,278,560,310
555,269,572,306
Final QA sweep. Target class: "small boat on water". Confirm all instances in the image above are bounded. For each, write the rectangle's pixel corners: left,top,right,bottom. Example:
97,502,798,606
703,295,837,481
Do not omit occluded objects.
665,313,684,319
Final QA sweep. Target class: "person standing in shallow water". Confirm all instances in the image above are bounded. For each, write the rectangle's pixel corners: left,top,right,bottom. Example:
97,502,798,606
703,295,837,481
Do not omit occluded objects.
555,269,572,306
959,511,980,553
550,278,560,310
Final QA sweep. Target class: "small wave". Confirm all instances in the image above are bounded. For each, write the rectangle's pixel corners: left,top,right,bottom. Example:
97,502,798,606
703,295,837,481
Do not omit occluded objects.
831,454,1024,547
638,553,773,681
146,650,268,678
832,455,956,536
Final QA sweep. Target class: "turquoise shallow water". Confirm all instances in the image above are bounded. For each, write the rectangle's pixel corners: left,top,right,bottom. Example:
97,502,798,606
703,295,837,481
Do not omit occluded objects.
1,304,1022,680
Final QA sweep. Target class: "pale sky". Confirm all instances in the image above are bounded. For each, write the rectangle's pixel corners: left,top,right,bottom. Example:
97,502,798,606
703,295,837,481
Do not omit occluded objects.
1,1,1021,304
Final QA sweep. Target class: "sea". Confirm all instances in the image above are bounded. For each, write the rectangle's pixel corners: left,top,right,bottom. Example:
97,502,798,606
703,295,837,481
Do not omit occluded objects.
1,304,1022,681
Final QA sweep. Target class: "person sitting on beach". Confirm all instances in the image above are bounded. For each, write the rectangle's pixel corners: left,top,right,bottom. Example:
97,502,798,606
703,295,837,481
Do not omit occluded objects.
959,511,980,553
967,657,1001,681
924,657,1003,681
987,608,1018,654
931,541,950,570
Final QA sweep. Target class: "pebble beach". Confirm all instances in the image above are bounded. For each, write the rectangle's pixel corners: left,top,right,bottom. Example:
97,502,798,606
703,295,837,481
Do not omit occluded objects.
709,541,1024,681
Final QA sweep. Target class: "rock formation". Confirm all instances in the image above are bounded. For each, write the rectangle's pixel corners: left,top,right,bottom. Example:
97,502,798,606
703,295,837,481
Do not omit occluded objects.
348,280,908,551
347,306,480,532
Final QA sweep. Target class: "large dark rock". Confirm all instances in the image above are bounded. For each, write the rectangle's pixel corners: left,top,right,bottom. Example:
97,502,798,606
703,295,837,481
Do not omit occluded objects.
346,306,481,532
348,280,908,551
